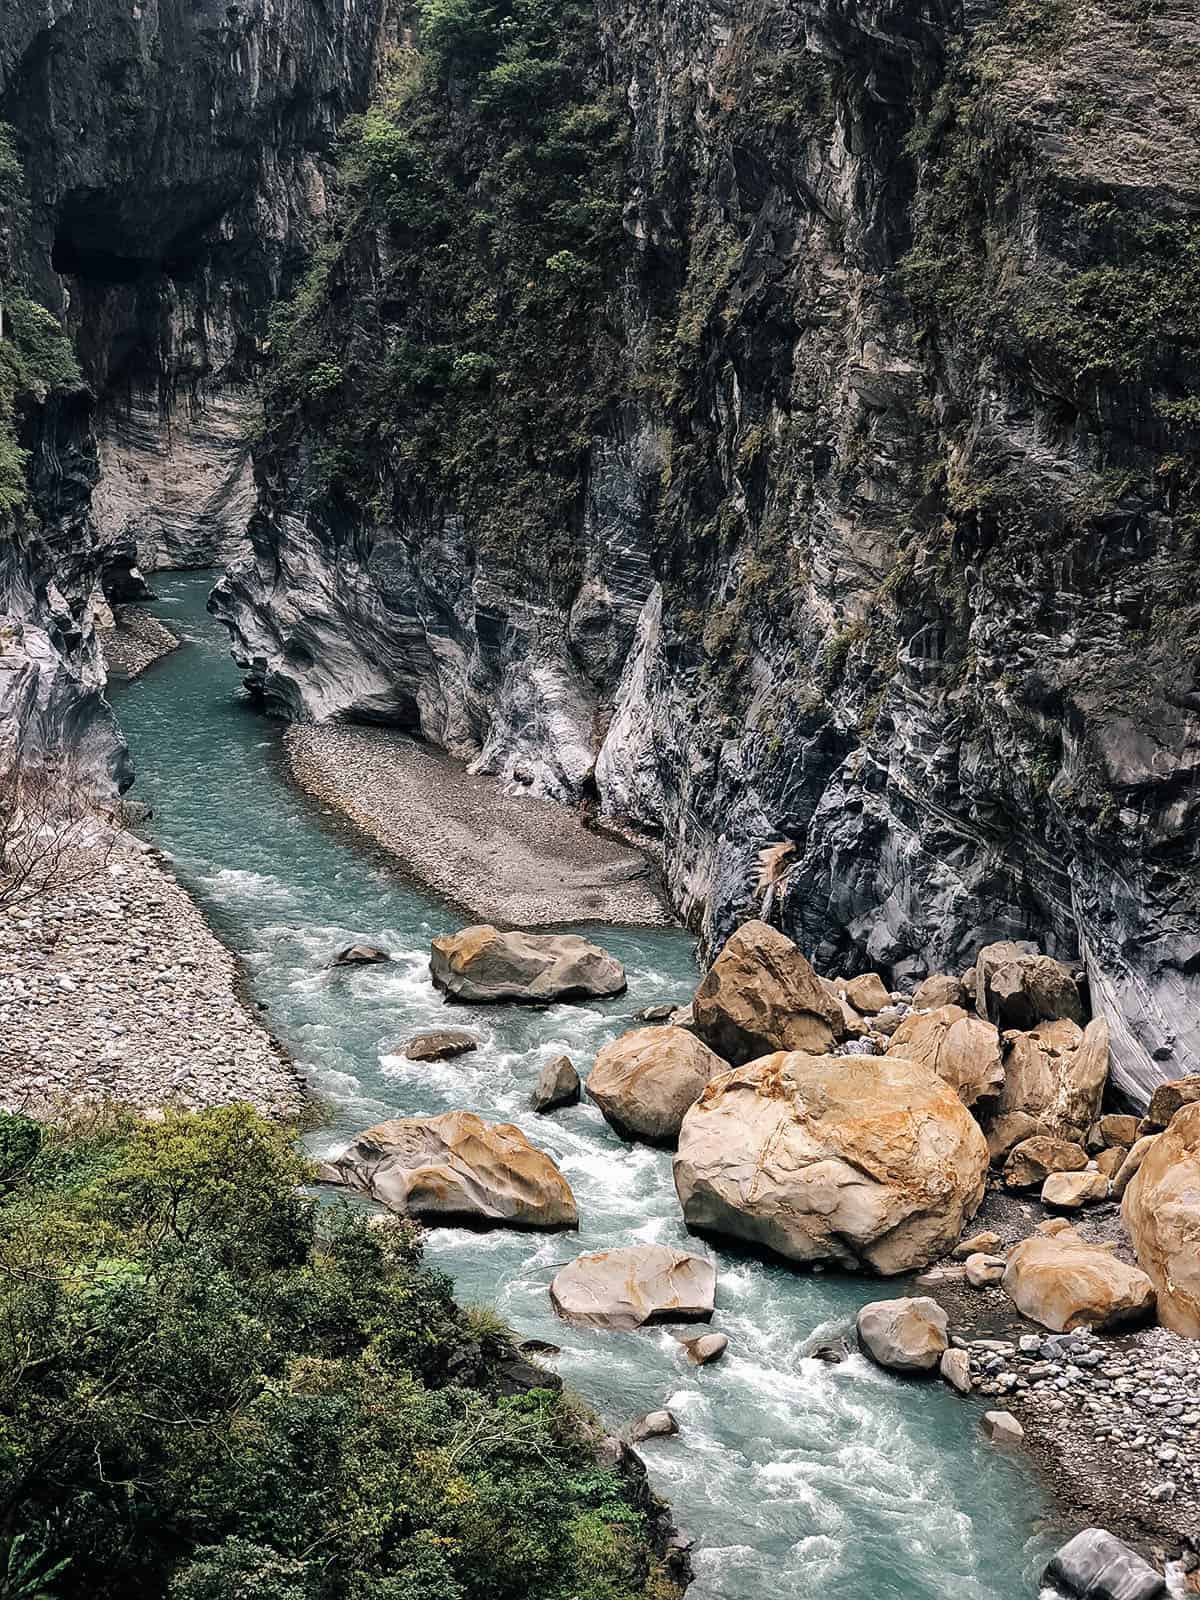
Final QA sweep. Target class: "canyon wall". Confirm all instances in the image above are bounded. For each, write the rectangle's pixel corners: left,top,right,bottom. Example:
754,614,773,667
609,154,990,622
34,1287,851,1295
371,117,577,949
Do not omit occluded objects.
212,0,1200,1103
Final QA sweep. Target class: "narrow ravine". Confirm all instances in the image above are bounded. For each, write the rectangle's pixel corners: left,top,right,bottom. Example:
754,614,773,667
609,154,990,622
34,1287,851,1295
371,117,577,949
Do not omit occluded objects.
112,573,1060,1599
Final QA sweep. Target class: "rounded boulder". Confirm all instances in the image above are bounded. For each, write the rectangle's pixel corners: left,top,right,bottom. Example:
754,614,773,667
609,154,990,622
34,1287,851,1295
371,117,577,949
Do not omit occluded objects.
588,1026,729,1145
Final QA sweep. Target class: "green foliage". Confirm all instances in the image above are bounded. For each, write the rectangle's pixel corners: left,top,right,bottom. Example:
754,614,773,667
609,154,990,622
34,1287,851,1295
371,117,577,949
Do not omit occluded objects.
0,125,81,517
265,0,628,577
0,1106,672,1600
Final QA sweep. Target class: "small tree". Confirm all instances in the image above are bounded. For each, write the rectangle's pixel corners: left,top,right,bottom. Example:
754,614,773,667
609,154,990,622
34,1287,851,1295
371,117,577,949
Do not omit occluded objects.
0,751,114,913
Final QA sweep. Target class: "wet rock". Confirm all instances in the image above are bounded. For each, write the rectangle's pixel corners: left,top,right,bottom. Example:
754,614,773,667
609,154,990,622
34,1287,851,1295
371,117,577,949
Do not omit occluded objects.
631,1410,678,1442
940,1348,972,1394
691,921,843,1065
885,1005,1004,1108
492,1350,564,1397
321,1111,578,1229
1002,1227,1156,1332
518,1338,561,1357
1042,1528,1166,1600
634,1003,677,1023
331,941,391,966
674,1050,988,1274
430,925,626,1004
1004,1136,1089,1189
550,1245,715,1331
587,1025,727,1145
982,1410,1024,1444
403,1028,478,1061
1041,1169,1109,1209
1122,1102,1200,1337
680,1331,728,1365
974,943,1083,1030
857,1297,948,1372
811,1338,850,1364
530,1054,581,1113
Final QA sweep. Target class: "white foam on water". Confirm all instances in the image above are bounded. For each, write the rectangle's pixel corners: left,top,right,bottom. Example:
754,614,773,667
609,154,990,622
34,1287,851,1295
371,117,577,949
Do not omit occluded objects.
202,866,297,905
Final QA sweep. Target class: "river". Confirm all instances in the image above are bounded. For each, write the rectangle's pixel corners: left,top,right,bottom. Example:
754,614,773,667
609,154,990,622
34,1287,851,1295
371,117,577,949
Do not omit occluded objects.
111,572,1059,1599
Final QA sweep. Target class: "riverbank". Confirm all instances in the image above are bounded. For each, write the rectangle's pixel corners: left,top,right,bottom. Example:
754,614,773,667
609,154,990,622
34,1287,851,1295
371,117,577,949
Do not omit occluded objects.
99,605,180,680
0,828,305,1119
286,721,674,928
921,1185,1198,1563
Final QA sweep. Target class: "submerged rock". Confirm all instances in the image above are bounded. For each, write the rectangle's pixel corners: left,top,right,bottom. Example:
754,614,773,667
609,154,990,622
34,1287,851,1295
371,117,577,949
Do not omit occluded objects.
587,1025,728,1145
1122,1101,1200,1337
673,1051,988,1274
691,921,844,1065
402,1028,478,1061
550,1244,716,1331
320,1111,578,1230
430,925,626,1004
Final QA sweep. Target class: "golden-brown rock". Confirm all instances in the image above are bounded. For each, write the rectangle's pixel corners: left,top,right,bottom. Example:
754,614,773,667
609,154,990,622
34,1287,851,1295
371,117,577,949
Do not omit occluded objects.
673,1050,989,1274
1003,1135,1088,1189
992,1018,1109,1143
1122,1101,1200,1337
587,1025,728,1145
692,921,844,1065
974,943,1083,1029
430,925,626,1004
1144,1075,1200,1131
1002,1228,1156,1332
550,1245,715,1330
320,1111,578,1229
911,973,968,1010
886,1005,1003,1108
843,972,892,1014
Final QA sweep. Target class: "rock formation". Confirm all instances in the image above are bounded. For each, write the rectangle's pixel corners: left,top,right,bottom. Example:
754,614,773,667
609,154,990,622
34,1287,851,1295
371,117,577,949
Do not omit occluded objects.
673,1050,988,1273
690,921,843,1065
587,1025,728,1144
1002,1228,1156,1333
1122,1102,1200,1338
884,1005,1003,1109
549,1244,715,1330
857,1297,948,1373
429,926,626,1004
319,1112,579,1230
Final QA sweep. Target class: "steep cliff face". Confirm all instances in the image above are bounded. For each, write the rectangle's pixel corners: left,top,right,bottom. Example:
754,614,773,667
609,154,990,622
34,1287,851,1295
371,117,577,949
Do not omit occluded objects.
213,0,1200,1105
0,0,395,781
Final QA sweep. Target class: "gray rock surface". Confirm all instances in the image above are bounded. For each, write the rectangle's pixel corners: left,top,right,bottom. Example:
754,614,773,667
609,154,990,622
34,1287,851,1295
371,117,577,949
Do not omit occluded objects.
1042,1528,1166,1600
531,1054,582,1113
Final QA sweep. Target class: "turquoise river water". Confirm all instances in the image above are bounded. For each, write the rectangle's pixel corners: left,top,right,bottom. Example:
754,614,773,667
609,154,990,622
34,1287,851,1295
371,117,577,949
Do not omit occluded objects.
111,573,1060,1599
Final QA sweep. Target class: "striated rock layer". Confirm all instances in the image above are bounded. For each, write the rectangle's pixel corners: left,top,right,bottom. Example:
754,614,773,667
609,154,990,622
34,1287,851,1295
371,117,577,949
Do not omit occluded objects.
208,0,1200,1108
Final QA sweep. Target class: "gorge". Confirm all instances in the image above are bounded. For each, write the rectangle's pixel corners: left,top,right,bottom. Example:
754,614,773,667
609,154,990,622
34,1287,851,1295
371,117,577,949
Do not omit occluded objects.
3,0,1200,1592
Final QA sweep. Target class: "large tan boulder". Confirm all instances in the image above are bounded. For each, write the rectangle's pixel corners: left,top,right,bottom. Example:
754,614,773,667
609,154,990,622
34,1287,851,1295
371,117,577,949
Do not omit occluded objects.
886,1006,1003,1109
320,1112,578,1229
430,925,626,1004
993,1019,1109,1143
1002,1227,1155,1331
857,1297,948,1371
1003,1136,1088,1189
1122,1101,1200,1337
1144,1074,1200,1131
550,1245,715,1330
911,973,968,1010
975,942,1083,1029
1041,1170,1109,1209
986,1110,1043,1162
673,1050,988,1274
692,921,844,1065
843,972,891,1014
587,1026,728,1145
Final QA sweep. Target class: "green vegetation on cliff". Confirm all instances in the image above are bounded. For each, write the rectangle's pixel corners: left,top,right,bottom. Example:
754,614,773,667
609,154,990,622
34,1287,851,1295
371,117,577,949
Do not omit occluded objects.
266,0,626,580
0,126,81,517
0,1106,676,1600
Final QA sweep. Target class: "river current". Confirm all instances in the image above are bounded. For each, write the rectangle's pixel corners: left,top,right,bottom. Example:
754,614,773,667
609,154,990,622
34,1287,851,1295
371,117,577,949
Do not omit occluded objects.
111,573,1058,1599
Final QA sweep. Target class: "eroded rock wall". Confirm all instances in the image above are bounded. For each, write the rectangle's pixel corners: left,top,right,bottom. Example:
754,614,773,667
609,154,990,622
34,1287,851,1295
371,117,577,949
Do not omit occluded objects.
214,0,1200,1104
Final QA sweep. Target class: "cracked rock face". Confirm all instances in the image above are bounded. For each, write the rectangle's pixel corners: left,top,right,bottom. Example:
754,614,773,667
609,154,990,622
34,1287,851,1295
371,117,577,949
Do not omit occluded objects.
208,0,1200,1109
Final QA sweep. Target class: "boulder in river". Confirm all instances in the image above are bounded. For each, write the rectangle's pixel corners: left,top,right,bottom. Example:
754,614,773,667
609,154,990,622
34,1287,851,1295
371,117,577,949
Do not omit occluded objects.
631,1409,679,1442
320,1111,578,1230
981,1411,1024,1444
550,1244,716,1330
430,925,626,1004
331,941,391,966
673,1050,988,1274
885,1005,1003,1108
587,1026,728,1145
530,1054,581,1112
691,921,844,1065
1002,1226,1156,1332
679,1331,728,1366
974,942,1083,1030
403,1028,478,1061
1042,1529,1166,1600
1122,1100,1200,1337
857,1297,948,1372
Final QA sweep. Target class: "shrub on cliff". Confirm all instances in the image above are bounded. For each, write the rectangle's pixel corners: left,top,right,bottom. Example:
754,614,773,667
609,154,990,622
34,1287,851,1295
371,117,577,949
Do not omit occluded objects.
0,1105,675,1600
